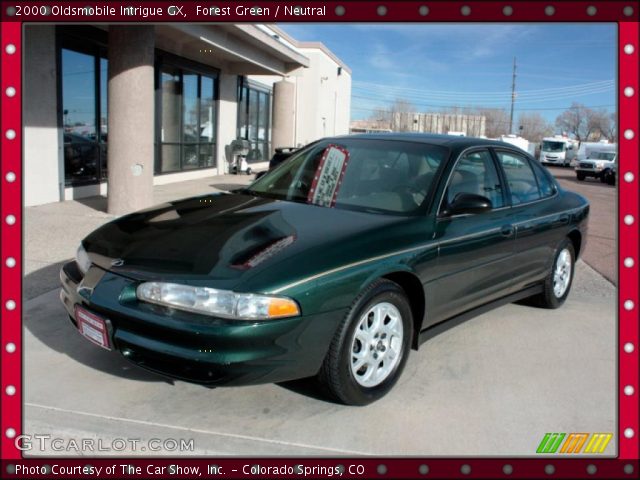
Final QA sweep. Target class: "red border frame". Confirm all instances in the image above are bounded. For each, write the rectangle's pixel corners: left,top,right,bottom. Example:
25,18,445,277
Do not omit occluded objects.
1,1,638,478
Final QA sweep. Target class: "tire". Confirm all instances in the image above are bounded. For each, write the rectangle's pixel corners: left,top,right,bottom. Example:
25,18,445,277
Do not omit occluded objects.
600,173,607,183
317,279,413,406
576,172,585,181
528,239,575,309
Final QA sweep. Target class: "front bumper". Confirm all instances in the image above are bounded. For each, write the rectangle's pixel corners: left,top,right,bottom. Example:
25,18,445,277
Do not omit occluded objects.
60,261,343,386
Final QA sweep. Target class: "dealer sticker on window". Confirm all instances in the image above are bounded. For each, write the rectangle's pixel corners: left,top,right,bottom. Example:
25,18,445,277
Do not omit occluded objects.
307,144,350,207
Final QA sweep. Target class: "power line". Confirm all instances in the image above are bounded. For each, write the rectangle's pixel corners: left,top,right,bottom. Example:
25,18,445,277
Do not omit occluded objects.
350,103,615,113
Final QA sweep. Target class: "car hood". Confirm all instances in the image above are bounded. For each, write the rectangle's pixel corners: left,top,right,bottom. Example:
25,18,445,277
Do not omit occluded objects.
83,192,426,292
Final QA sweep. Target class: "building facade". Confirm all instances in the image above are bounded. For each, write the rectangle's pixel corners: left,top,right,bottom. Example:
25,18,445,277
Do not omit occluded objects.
23,24,351,212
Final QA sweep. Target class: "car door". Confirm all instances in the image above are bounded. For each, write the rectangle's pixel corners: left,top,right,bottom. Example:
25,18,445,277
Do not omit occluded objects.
424,148,518,326
494,148,568,285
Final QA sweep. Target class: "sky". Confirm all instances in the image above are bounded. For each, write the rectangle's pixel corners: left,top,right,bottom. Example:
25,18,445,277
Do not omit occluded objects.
278,23,617,126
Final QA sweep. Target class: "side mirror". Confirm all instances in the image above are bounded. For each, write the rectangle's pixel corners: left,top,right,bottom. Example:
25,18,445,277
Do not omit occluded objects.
445,193,493,216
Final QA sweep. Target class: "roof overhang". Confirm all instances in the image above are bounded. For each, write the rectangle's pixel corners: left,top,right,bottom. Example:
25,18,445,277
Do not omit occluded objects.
154,24,309,75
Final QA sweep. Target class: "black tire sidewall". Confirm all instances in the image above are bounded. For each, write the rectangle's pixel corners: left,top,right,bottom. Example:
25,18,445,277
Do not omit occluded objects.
334,282,413,405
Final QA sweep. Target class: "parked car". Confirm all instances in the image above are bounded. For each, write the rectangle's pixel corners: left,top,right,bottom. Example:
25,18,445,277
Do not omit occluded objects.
575,151,617,183
60,134,589,405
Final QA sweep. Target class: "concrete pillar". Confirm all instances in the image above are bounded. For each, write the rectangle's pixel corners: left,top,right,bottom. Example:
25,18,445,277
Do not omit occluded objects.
271,80,295,155
24,26,62,206
217,73,239,174
107,26,155,215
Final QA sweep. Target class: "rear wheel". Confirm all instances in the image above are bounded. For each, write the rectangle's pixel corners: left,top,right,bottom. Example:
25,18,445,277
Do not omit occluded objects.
527,239,575,309
318,279,412,405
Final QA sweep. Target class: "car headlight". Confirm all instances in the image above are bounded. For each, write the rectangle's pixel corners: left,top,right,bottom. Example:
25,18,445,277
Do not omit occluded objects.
75,244,92,274
136,282,301,320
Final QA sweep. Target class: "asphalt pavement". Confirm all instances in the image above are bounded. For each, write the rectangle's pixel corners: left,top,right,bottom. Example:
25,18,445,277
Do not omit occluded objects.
22,173,617,456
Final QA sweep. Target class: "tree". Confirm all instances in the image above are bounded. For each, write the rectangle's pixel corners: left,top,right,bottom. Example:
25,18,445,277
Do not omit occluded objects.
517,112,554,143
473,108,510,138
554,102,616,141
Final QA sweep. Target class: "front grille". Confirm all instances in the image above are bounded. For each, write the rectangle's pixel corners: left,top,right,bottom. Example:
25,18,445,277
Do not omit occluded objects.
580,162,593,168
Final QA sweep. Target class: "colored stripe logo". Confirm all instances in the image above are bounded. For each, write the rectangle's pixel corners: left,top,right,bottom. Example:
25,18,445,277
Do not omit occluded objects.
537,433,612,454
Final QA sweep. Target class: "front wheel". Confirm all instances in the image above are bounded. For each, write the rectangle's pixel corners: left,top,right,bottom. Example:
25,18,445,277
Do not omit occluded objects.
528,239,575,309
317,279,413,405
576,172,585,181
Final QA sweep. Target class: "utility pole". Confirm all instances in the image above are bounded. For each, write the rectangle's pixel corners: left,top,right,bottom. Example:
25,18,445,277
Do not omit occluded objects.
509,56,517,134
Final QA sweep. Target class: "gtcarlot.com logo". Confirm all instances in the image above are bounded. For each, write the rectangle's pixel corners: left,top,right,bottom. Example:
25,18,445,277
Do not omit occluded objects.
15,434,195,453
536,433,613,454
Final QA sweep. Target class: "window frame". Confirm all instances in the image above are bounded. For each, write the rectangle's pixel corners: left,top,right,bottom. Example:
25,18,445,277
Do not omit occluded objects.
492,147,558,207
57,27,109,187
236,77,272,164
154,51,220,175
436,147,508,217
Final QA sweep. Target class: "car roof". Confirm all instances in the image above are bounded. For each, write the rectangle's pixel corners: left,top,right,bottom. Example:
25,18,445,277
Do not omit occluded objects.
328,132,523,151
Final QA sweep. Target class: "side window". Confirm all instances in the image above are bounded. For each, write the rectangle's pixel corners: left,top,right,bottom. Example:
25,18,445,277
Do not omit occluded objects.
530,161,557,198
496,151,541,205
445,150,505,209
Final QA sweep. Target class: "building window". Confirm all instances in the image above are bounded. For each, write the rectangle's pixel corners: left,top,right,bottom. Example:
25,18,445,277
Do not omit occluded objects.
157,62,218,174
237,79,271,164
61,47,108,186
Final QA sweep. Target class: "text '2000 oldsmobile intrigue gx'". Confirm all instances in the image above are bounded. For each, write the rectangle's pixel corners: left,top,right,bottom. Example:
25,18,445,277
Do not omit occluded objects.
60,134,589,405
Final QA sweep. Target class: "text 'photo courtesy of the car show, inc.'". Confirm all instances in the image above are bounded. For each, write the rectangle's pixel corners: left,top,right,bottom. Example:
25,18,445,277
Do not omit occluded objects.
0,1,638,480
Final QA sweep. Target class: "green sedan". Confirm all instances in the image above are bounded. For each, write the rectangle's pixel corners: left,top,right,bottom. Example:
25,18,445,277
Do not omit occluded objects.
60,134,589,405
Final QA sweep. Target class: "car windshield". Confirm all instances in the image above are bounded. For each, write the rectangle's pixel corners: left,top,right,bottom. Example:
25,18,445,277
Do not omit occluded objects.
542,141,565,152
591,151,616,161
245,139,447,215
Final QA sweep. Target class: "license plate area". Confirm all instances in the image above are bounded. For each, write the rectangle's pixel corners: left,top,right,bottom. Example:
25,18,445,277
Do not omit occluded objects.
75,306,112,350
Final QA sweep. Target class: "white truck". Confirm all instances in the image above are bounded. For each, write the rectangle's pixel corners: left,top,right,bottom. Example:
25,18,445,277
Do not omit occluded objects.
575,149,617,184
573,140,615,167
539,135,579,167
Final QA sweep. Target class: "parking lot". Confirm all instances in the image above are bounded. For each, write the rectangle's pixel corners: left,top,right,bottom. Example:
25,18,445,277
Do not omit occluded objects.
22,172,616,457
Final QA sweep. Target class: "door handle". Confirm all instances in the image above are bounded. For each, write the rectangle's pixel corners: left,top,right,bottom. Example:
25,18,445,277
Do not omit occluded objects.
501,225,515,237
559,214,570,225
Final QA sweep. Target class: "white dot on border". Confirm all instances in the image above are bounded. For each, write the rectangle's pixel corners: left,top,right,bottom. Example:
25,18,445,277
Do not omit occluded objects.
624,300,635,311
623,6,635,16
503,6,513,16
5,129,16,140
377,5,387,16
624,129,635,140
5,343,16,353
586,6,597,15
545,464,555,475
624,428,635,438
418,6,429,16
624,215,635,225
624,257,635,268
6,257,16,268
5,86,15,97
5,385,16,396
461,5,471,15
624,87,635,97
624,342,635,353
624,44,635,55
624,385,635,396
335,5,345,16
5,428,16,439
624,464,634,474
5,215,16,225
5,300,16,311
503,464,513,475
5,171,16,182
624,172,635,183
545,6,555,15
5,44,16,54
